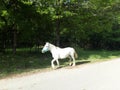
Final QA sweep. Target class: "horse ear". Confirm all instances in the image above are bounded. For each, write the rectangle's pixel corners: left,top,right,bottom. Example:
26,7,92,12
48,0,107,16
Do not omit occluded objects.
46,42,49,44
46,42,50,45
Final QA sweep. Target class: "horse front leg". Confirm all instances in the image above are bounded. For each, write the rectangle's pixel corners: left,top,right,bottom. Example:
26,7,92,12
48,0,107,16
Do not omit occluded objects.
51,59,59,69
56,59,60,68
51,59,56,69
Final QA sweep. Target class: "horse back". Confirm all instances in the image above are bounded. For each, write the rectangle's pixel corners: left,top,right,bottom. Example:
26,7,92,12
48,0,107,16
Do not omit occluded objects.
59,47,75,56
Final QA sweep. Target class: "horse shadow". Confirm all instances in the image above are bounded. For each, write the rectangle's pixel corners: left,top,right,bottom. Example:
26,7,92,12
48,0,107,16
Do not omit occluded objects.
56,60,91,69
76,60,91,65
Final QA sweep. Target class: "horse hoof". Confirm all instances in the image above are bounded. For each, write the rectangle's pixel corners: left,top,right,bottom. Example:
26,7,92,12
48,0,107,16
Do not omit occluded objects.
69,63,72,66
52,67,55,70
52,66,55,69
72,64,76,66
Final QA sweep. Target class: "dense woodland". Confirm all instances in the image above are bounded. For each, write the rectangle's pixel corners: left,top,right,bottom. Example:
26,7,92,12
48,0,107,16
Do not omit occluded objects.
0,0,120,54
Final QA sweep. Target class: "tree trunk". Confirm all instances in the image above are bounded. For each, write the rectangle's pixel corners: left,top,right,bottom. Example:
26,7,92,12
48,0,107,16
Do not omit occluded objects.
56,18,60,46
13,26,17,54
55,0,61,46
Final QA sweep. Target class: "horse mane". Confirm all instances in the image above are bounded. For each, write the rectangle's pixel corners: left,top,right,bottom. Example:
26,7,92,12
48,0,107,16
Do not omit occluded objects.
48,42,56,48
48,42,61,49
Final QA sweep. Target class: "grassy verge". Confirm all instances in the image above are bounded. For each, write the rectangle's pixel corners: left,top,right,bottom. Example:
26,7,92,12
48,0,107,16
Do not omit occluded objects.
0,49,120,79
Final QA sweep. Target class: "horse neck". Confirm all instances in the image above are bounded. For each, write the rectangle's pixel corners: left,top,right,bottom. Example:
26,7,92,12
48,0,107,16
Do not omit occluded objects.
49,43,57,51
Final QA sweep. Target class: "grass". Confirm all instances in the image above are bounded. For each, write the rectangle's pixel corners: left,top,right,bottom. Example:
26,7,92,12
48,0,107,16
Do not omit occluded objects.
0,48,120,79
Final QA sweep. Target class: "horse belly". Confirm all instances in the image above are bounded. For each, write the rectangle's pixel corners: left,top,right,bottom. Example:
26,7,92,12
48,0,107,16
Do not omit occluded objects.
59,53,69,59
58,50,71,59
52,47,74,59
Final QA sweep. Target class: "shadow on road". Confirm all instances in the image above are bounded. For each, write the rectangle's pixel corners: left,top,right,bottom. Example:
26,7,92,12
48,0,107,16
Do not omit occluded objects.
76,61,91,65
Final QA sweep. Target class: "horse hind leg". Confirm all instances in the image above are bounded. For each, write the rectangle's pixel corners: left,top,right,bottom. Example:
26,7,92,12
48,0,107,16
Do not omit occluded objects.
72,57,76,66
71,54,76,66
68,56,72,66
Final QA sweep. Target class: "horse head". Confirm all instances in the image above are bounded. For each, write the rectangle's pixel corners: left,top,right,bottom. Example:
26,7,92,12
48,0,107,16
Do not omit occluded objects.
41,42,50,53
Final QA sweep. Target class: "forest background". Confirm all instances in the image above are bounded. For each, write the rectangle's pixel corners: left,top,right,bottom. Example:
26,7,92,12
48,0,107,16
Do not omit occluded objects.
0,0,120,54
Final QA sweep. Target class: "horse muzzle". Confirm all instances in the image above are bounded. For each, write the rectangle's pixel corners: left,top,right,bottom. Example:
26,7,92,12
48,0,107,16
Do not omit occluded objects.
41,48,48,53
41,50,45,53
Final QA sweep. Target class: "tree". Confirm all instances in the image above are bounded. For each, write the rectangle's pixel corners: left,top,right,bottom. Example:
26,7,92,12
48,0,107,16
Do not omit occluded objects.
0,0,120,52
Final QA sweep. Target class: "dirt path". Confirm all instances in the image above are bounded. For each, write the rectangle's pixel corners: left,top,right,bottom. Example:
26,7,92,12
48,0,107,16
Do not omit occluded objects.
0,58,120,90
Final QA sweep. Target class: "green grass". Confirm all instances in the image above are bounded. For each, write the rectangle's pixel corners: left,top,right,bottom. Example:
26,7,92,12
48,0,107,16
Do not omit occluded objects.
0,49,120,79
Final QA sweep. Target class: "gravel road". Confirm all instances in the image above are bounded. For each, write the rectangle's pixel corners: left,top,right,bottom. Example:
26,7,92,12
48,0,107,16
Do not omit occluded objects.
0,58,120,90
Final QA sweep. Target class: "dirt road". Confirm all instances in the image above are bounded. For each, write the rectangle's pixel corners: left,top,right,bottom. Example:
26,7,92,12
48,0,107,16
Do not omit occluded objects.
0,58,120,90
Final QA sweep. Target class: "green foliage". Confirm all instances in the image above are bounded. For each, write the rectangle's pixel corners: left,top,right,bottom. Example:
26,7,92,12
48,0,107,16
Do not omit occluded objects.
0,0,120,52
0,21,5,28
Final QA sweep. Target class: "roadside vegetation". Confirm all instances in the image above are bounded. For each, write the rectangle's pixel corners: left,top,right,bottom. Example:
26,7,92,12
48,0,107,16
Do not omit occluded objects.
0,48,120,79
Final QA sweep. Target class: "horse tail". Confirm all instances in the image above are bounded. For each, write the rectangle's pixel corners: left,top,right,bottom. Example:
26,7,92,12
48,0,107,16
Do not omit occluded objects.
74,51,78,59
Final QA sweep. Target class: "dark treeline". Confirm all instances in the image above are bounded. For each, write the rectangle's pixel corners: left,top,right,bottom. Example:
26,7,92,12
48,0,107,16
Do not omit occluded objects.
0,0,120,53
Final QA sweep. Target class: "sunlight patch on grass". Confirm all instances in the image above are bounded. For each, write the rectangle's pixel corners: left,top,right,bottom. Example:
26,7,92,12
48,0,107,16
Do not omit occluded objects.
89,55,102,59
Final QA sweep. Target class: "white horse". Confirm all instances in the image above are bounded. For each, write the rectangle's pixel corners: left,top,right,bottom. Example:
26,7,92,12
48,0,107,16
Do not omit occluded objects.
41,42,78,69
